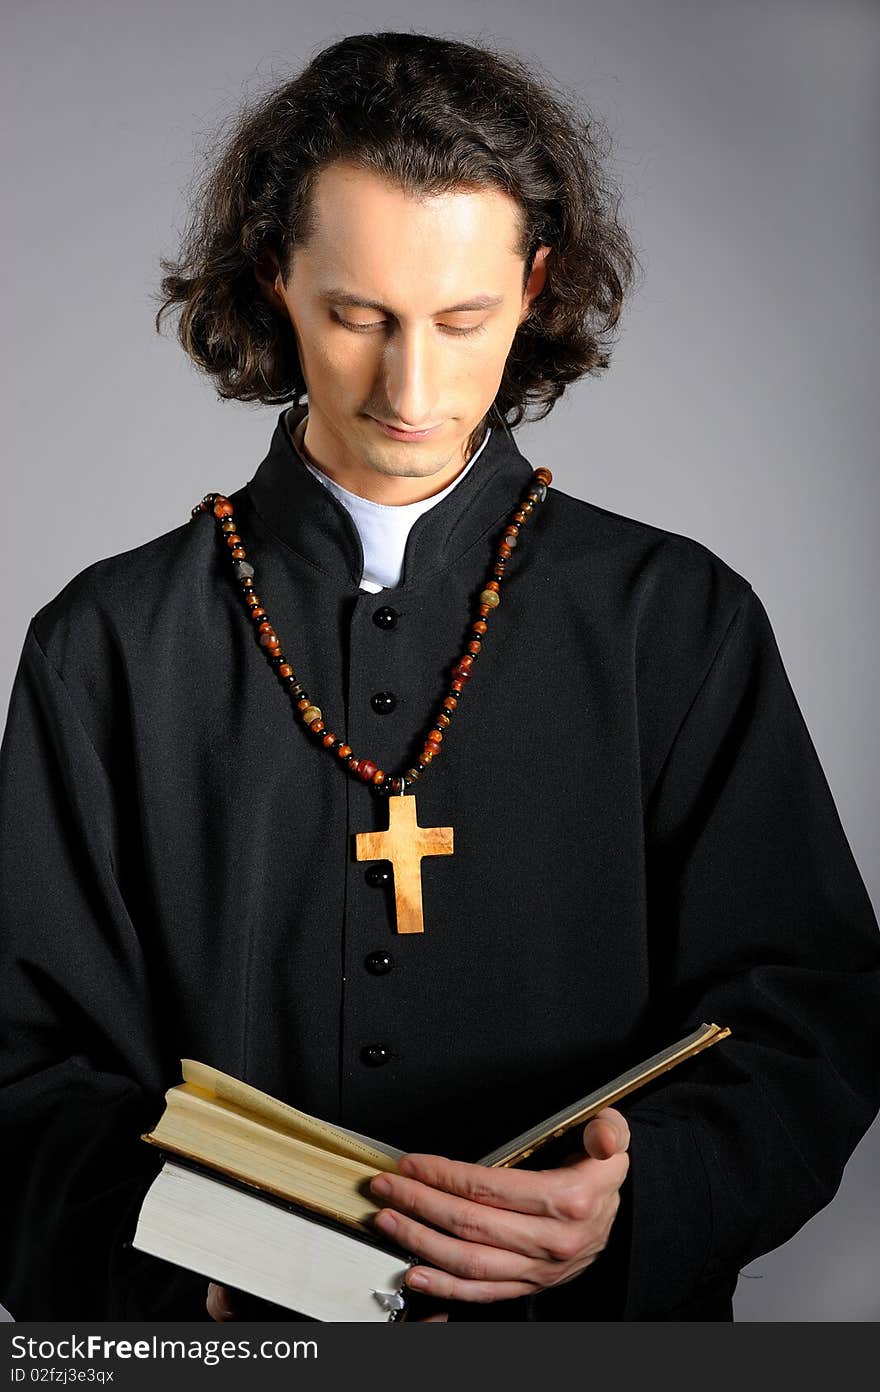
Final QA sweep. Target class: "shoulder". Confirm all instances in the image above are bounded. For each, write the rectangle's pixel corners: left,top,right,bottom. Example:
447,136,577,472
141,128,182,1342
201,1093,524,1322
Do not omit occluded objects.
28,490,234,683
543,482,754,642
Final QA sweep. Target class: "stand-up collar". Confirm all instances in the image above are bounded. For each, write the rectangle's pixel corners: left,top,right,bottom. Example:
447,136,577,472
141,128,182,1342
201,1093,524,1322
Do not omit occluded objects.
245,404,536,592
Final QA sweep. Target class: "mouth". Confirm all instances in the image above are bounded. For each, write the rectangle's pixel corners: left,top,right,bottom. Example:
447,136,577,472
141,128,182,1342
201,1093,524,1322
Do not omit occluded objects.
369,417,444,442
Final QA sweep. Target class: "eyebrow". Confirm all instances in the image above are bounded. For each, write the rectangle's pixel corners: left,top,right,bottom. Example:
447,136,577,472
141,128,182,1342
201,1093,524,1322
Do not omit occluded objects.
320,289,505,315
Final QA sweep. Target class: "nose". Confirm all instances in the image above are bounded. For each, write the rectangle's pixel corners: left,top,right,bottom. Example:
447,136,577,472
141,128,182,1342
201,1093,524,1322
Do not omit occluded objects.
381,324,442,430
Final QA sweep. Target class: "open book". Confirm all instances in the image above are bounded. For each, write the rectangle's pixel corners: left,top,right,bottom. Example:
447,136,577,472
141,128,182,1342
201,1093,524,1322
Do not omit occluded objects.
132,1021,730,1321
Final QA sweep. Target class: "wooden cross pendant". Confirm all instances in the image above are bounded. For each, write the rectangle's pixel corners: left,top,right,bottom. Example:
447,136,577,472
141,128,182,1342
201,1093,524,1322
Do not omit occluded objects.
354,794,454,935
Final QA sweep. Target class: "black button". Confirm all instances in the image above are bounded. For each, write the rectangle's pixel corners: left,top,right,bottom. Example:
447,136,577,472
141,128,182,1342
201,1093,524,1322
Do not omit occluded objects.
365,950,394,975
370,691,397,714
365,864,391,887
373,606,398,630
361,1044,389,1067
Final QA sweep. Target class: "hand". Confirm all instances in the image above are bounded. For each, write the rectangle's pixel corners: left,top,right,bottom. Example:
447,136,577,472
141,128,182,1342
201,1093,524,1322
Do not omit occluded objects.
368,1106,631,1305
207,1282,237,1320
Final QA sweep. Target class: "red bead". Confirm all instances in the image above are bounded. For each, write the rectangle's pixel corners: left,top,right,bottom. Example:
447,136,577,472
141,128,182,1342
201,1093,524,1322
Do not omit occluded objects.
358,760,379,783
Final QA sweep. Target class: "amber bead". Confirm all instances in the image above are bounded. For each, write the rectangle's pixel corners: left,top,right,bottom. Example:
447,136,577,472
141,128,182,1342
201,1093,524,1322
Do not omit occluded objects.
279,663,293,677
371,769,386,785
230,546,245,559
486,581,500,592
498,543,511,559
310,719,325,734
260,633,280,649
420,750,434,765
322,733,336,747
226,533,241,546
479,590,500,608
338,744,352,759
473,620,487,635
442,696,457,710
302,706,322,725
213,499,233,519
534,467,552,484
437,714,451,727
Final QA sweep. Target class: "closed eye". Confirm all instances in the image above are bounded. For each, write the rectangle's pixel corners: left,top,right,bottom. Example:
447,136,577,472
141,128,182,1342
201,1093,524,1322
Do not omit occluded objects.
334,315,487,338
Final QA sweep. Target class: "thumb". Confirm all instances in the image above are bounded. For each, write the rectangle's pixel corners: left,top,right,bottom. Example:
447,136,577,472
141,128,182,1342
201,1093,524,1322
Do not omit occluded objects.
582,1107,630,1161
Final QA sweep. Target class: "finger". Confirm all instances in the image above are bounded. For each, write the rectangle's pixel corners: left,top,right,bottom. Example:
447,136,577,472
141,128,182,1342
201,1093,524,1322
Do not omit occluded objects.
415,1311,450,1322
406,1267,538,1304
582,1108,631,1161
373,1206,539,1285
206,1282,237,1321
372,1173,587,1261
391,1152,598,1217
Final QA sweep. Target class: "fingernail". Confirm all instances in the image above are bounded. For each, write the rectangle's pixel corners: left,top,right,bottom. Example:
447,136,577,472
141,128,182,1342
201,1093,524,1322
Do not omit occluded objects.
374,1210,397,1233
371,1174,392,1197
408,1272,429,1289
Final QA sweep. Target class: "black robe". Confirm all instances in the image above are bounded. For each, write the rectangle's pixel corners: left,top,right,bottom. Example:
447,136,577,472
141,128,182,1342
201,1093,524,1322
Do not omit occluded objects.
2,404,879,1322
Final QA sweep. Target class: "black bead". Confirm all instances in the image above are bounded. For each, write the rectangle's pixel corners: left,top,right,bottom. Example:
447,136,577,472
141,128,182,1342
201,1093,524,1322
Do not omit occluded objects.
360,1044,389,1067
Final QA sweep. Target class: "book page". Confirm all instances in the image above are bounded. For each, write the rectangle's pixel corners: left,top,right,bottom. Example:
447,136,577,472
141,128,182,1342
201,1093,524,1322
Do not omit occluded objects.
477,1022,731,1167
181,1060,404,1167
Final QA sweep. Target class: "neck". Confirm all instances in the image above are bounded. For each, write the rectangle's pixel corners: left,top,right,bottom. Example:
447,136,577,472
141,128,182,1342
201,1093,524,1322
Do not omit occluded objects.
289,408,489,506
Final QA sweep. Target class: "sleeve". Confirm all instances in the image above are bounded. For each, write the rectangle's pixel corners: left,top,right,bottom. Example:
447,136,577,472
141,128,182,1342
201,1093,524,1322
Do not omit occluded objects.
609,583,880,1318
0,621,211,1320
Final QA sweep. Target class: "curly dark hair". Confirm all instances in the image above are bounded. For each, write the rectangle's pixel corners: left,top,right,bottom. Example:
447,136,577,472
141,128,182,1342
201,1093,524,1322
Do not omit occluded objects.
154,30,641,426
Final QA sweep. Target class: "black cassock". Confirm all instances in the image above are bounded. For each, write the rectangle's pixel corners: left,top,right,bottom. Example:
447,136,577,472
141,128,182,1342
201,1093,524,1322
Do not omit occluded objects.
2,404,879,1322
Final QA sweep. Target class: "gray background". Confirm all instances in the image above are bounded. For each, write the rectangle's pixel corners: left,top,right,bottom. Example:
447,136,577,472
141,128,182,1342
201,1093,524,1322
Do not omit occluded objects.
2,0,877,1321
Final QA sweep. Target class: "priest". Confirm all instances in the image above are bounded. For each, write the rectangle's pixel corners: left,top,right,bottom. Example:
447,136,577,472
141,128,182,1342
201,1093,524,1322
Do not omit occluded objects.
2,31,879,1323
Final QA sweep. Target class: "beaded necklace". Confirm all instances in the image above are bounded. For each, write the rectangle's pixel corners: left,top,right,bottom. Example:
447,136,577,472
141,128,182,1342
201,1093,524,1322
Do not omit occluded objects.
193,453,551,935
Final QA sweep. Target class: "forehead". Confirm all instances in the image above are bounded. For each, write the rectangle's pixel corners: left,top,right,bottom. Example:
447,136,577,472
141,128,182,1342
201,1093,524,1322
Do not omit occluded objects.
298,161,524,305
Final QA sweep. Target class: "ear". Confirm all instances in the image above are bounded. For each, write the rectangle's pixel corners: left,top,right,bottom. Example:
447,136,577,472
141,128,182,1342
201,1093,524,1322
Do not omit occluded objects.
519,245,551,325
254,245,287,313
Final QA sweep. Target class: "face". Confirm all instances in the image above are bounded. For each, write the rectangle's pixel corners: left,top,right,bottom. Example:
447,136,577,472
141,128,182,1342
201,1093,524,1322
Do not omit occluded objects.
257,161,549,503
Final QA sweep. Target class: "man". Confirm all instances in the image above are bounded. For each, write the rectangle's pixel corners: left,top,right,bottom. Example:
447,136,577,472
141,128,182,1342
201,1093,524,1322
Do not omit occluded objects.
2,32,879,1324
